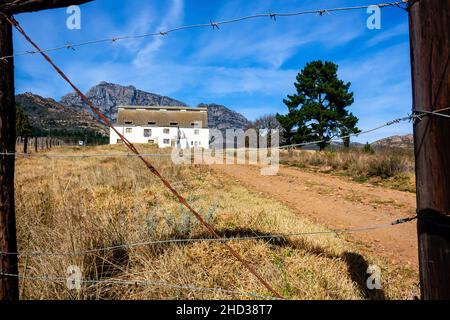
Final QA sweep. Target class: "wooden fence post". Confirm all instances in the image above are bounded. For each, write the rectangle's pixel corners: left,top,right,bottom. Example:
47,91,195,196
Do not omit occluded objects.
409,0,450,299
0,13,19,300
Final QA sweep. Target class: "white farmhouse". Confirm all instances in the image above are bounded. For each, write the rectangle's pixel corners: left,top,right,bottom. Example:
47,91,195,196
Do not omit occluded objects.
110,106,210,149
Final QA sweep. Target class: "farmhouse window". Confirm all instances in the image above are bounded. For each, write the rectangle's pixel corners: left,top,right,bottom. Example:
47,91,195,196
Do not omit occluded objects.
126,128,132,134
163,128,170,134
144,129,152,137
194,129,200,135
163,139,170,144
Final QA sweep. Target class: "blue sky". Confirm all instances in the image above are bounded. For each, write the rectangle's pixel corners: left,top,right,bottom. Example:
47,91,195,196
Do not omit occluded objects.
13,0,412,142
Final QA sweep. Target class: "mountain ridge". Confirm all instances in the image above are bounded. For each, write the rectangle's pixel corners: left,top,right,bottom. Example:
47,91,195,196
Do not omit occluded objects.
60,81,188,122
372,134,414,149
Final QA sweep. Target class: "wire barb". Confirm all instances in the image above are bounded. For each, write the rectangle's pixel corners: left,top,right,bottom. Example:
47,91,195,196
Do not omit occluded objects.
66,42,75,51
392,216,418,225
210,20,220,30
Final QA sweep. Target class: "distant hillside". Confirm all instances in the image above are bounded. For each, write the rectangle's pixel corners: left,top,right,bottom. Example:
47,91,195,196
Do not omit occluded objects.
198,103,250,131
60,82,187,122
16,93,108,138
372,134,414,149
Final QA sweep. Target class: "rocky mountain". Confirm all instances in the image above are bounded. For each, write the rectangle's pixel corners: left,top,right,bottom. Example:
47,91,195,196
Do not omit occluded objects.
199,103,251,131
60,82,187,121
16,93,108,136
372,134,414,149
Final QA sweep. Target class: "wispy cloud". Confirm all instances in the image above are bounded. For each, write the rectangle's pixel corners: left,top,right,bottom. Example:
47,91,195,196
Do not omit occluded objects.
133,0,184,68
366,22,408,47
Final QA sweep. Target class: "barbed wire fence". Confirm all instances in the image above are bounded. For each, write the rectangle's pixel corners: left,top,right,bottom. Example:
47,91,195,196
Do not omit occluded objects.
0,0,432,300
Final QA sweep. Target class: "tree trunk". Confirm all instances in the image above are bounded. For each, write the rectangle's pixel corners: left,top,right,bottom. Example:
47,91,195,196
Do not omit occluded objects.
23,136,28,154
0,13,19,300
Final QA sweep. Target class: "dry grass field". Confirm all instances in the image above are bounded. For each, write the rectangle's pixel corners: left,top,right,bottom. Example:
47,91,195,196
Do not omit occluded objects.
280,148,415,193
14,145,419,300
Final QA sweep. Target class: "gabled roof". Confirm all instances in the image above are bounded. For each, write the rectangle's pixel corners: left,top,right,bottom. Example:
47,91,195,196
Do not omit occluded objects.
116,106,208,128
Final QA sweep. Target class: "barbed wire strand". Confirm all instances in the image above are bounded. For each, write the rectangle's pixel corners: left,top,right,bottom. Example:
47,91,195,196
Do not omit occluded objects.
0,1,407,61
0,13,283,299
0,272,279,300
413,109,450,119
0,216,417,257
279,108,450,149
279,115,415,149
0,112,421,158
3,107,449,158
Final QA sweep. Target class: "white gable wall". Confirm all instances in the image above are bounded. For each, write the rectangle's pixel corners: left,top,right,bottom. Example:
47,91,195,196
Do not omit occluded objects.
110,126,210,149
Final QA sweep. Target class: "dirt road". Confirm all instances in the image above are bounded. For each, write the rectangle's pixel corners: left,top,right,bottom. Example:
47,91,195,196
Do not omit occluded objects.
215,164,418,269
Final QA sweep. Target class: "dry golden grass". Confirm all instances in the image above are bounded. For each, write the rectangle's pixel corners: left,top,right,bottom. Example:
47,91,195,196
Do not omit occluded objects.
14,145,418,300
280,148,416,193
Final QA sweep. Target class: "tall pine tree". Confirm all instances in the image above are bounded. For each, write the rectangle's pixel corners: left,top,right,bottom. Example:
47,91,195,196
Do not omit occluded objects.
277,61,360,150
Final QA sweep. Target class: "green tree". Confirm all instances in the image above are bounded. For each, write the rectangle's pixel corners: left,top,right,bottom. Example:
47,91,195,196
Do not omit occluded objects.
16,104,32,137
277,60,360,150
363,142,375,154
16,104,33,153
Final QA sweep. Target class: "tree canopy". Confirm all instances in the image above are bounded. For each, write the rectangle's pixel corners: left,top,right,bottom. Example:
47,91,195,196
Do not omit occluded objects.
16,103,32,137
277,60,360,150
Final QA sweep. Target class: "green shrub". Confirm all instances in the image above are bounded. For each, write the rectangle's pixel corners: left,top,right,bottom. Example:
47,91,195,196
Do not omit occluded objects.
363,142,375,154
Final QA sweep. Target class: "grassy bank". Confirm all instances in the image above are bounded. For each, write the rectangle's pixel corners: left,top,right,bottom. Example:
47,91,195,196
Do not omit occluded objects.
14,145,418,300
280,148,415,193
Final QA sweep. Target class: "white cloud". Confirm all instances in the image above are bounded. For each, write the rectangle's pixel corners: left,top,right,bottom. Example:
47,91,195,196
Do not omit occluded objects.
133,0,184,68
